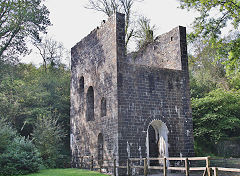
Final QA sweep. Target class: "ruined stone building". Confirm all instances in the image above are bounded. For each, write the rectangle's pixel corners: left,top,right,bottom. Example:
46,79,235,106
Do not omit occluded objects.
70,12,194,173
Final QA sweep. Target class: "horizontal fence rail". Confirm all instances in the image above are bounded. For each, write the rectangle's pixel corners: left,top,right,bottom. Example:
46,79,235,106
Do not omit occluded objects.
75,156,240,176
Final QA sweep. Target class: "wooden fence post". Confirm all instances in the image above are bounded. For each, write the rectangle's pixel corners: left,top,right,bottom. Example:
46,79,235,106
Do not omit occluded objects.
185,158,189,176
163,157,167,176
79,157,82,168
100,160,102,173
213,167,218,176
91,156,94,171
144,158,148,176
127,159,131,176
206,156,211,176
113,159,117,176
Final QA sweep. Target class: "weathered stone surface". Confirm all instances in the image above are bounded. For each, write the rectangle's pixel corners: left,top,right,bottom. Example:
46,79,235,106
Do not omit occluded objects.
70,12,194,175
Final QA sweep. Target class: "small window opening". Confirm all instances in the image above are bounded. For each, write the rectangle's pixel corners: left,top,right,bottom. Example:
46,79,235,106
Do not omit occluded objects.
148,74,155,93
101,97,107,117
79,76,84,95
86,86,94,121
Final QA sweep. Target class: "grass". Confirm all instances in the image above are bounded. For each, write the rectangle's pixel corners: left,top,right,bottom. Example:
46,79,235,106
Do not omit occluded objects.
25,169,107,176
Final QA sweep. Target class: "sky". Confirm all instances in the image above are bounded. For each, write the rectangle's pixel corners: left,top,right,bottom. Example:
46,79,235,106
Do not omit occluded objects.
21,0,197,65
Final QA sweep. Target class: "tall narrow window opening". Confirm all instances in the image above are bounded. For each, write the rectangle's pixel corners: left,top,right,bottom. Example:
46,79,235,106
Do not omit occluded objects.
79,76,84,95
86,86,94,121
101,97,107,117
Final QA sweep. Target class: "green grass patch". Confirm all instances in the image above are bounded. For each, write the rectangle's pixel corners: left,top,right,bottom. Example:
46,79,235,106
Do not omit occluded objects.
25,169,107,176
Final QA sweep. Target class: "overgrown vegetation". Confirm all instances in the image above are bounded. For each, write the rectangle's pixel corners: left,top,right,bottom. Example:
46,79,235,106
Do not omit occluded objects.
0,120,42,176
181,0,240,156
0,62,71,171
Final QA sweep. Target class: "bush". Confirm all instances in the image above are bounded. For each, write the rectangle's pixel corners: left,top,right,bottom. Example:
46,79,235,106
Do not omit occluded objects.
0,119,42,176
0,136,42,176
192,89,240,156
32,115,65,168
0,119,17,154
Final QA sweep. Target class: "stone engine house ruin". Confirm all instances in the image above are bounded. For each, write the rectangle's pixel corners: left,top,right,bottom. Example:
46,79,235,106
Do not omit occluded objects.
70,13,194,173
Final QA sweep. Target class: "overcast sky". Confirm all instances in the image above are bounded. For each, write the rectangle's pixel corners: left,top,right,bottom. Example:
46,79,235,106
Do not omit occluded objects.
21,0,197,65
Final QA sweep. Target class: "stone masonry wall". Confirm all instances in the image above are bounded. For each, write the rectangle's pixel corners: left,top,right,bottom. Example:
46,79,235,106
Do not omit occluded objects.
126,26,187,70
117,26,194,167
70,13,123,166
70,12,194,175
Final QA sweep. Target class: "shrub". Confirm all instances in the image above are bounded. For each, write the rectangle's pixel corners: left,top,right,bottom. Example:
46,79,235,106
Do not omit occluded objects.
192,89,240,155
32,115,65,168
0,119,17,154
0,136,42,176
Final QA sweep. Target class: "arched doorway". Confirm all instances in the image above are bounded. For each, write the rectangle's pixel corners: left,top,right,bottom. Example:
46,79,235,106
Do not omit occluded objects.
147,120,169,165
97,133,103,165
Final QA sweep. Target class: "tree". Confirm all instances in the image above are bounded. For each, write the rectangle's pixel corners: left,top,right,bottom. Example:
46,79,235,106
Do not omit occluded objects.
0,0,50,60
188,38,229,98
179,0,240,75
134,16,157,49
33,37,66,70
179,0,240,40
86,0,142,48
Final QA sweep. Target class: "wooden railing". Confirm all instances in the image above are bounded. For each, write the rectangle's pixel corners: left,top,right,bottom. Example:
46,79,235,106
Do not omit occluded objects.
128,157,210,176
76,156,240,176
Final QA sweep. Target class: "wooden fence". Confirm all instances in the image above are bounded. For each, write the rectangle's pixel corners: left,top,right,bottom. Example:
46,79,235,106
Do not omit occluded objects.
76,156,240,176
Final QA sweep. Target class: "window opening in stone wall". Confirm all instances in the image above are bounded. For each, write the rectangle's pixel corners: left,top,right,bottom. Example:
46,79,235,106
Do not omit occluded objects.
79,76,84,95
148,74,155,93
79,76,84,113
97,133,104,165
101,97,107,117
86,86,94,121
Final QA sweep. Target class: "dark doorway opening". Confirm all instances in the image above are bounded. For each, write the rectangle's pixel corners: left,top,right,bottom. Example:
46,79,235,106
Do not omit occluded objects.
97,133,103,165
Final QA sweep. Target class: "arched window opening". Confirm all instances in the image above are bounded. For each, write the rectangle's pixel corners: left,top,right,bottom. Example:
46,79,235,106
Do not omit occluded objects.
86,86,94,121
97,133,104,165
79,76,84,95
101,97,106,117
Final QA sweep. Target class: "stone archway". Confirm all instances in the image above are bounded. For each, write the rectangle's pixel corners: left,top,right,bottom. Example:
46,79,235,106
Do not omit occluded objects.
146,120,169,165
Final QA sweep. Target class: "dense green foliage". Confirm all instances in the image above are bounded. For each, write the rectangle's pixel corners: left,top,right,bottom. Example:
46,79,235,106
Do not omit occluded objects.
192,89,240,155
0,63,70,138
0,62,71,169
25,169,107,176
0,0,70,173
181,0,240,156
0,119,17,153
0,120,42,176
